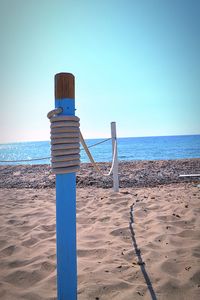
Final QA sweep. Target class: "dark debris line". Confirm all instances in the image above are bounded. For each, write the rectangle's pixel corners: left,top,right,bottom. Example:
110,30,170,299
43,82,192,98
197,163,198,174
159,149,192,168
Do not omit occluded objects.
129,203,158,300
0,159,199,189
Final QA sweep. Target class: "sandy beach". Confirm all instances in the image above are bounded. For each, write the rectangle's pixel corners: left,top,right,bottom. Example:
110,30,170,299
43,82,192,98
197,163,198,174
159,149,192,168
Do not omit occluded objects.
0,160,200,299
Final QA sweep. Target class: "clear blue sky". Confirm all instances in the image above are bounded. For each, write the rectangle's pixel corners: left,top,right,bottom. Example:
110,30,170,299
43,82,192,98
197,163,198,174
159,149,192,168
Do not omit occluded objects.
0,0,199,143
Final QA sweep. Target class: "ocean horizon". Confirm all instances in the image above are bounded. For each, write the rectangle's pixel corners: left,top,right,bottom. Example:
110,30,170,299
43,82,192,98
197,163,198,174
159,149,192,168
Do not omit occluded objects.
0,134,200,165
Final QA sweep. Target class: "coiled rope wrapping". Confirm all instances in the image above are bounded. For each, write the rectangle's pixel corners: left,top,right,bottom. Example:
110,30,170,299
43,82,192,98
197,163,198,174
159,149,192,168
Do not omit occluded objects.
47,108,116,176
47,108,80,174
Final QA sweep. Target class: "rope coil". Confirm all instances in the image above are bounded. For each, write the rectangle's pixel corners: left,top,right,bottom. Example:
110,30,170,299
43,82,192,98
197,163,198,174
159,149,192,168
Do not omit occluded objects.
47,107,116,176
47,108,80,174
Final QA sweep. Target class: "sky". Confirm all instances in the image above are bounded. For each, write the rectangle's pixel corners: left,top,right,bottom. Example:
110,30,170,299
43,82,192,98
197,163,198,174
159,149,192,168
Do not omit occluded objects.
0,0,200,143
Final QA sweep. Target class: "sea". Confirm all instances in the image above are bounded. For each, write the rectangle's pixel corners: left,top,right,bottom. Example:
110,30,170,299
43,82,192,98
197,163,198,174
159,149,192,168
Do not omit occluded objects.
0,135,200,165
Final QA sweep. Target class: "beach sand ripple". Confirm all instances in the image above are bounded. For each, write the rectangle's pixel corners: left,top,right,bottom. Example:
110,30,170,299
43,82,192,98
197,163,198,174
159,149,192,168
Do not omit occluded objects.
0,181,200,299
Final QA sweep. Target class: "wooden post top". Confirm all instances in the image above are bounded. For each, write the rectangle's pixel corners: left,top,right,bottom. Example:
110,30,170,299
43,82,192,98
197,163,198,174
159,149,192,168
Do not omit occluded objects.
55,73,75,99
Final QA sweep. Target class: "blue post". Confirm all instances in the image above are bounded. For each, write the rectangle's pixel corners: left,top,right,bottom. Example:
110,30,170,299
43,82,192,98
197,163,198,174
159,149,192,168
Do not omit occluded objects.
55,73,77,300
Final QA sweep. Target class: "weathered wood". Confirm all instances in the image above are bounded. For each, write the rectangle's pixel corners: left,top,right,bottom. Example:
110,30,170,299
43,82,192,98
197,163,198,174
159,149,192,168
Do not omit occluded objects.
55,73,75,99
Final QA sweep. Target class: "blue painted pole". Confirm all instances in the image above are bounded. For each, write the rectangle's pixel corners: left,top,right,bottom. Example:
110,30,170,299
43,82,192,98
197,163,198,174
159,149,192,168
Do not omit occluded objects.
55,73,77,300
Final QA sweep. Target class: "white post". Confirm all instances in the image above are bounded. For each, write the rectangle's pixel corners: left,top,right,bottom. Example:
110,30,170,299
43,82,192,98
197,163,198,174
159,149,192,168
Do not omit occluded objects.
111,122,119,192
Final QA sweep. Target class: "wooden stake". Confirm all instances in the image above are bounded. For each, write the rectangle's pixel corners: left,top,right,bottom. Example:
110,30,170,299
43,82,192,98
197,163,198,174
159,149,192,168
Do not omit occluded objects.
111,122,119,192
55,73,77,300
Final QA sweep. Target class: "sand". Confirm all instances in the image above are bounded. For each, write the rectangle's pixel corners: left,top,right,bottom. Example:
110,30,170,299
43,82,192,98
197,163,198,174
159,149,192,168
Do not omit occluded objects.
0,161,200,299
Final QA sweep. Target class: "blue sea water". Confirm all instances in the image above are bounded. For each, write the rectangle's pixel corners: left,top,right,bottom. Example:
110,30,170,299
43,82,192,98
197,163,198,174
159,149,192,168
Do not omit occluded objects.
0,135,200,165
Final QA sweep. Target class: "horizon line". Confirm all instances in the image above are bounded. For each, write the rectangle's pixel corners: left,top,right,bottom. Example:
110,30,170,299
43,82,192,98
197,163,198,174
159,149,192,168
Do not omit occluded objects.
0,133,200,145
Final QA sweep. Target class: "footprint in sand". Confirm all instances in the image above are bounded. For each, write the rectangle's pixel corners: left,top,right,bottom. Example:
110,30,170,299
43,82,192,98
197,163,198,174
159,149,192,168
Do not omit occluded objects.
99,216,110,223
0,239,7,249
161,259,182,276
177,229,200,240
0,245,16,257
21,237,38,247
41,224,55,232
8,259,33,268
192,247,200,258
39,261,56,272
38,232,55,239
4,270,43,287
190,270,200,286
77,248,107,258
110,227,130,237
